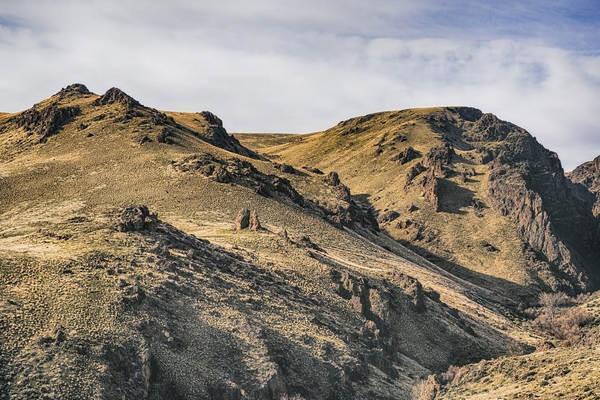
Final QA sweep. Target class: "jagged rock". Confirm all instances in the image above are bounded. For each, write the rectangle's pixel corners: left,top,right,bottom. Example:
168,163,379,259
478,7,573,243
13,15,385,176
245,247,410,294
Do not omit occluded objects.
94,87,140,108
405,162,426,187
394,147,421,164
156,127,174,143
324,171,341,186
487,153,599,292
234,208,250,230
568,155,600,217
173,154,304,206
12,104,80,142
421,169,441,211
55,83,91,98
423,144,455,176
470,198,485,216
199,111,223,127
249,210,261,231
117,205,155,232
377,210,400,224
407,203,418,212
195,111,259,158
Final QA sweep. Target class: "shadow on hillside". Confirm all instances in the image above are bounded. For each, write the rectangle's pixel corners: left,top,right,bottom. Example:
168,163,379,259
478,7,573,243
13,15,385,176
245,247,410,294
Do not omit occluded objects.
439,179,475,214
397,240,537,311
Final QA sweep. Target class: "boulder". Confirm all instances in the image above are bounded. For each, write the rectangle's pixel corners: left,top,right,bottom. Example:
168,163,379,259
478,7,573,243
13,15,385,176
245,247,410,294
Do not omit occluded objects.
234,208,250,230
377,211,400,224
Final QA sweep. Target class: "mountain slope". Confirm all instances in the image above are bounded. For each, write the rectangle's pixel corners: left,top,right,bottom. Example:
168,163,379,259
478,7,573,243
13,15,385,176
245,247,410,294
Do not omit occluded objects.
238,108,600,296
0,86,537,399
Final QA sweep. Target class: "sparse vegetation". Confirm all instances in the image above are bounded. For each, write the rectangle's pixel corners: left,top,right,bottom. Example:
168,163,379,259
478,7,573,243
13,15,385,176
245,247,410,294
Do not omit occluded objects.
533,292,592,345
1,85,598,399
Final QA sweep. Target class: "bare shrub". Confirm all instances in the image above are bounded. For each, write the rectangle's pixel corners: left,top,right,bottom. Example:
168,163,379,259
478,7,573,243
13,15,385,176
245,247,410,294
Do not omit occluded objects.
534,292,592,345
440,365,467,385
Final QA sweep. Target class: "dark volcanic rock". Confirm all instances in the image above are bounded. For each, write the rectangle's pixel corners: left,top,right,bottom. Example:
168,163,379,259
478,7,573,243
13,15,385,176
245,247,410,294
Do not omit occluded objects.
377,211,400,225
55,83,91,99
94,87,141,108
12,104,80,142
568,156,600,216
324,171,341,186
234,208,250,230
117,205,155,232
421,169,441,212
274,163,297,174
405,162,426,187
394,147,421,164
423,144,455,177
199,111,223,127
196,111,259,159
569,156,600,193
438,107,600,292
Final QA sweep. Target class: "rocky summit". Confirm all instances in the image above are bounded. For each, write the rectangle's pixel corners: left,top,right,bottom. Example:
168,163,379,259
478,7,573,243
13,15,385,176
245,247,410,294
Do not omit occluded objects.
0,86,599,400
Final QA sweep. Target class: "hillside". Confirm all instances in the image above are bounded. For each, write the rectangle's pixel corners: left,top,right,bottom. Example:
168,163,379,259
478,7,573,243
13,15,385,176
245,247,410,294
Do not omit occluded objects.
0,84,598,399
238,108,600,297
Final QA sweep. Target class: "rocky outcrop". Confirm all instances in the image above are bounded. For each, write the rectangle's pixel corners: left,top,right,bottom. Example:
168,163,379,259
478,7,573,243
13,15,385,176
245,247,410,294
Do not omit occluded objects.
11,104,80,142
377,210,400,225
117,205,156,232
197,111,260,158
432,108,600,292
394,147,421,164
233,209,261,231
324,171,341,186
319,172,379,232
94,87,141,108
423,144,455,177
568,156,600,216
421,169,441,211
54,83,92,99
233,208,251,230
172,153,305,206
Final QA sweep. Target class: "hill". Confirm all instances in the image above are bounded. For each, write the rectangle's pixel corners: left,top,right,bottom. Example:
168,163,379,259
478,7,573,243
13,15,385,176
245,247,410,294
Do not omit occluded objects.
0,84,597,399
238,108,600,297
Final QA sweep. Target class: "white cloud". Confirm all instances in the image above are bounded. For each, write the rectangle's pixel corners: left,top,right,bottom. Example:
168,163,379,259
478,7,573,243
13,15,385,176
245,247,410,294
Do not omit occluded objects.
0,0,598,169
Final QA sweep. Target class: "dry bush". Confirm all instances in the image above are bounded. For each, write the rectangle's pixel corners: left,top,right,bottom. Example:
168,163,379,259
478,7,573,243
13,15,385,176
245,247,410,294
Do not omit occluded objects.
538,292,571,310
534,292,592,345
440,364,467,385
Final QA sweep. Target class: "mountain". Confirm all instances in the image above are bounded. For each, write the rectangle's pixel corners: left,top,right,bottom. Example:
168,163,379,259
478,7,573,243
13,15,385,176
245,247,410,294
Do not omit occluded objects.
0,85,597,399
239,108,600,296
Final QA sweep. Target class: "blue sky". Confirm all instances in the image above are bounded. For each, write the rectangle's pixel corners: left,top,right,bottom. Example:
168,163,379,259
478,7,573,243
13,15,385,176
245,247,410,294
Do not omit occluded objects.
1,0,599,169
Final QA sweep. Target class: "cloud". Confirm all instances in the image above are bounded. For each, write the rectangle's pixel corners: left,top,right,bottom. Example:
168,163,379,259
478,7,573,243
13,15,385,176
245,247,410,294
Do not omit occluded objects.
0,0,598,169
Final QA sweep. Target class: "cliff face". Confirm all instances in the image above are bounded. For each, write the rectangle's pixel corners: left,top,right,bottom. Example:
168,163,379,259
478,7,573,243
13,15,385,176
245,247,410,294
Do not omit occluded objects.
436,109,600,292
568,155,600,217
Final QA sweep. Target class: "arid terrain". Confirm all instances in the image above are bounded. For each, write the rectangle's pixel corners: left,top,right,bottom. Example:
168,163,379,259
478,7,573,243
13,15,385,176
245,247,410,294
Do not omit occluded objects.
0,84,598,399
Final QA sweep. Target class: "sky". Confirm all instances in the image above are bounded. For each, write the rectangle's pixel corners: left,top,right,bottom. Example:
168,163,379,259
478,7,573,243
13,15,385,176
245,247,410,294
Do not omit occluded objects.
1,1,599,169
